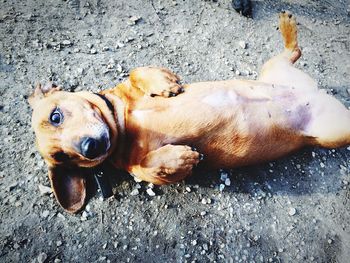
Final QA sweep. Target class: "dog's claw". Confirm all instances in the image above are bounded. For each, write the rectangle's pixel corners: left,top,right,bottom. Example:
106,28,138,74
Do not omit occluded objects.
199,153,204,161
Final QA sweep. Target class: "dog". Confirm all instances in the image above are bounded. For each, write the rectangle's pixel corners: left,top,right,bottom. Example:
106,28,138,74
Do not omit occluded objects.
29,12,350,213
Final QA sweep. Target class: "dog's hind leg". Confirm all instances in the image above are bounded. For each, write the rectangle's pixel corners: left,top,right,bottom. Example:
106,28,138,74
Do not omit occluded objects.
258,12,317,90
305,93,350,148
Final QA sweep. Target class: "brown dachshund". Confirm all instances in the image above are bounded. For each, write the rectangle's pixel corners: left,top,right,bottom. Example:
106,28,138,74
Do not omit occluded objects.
29,12,350,213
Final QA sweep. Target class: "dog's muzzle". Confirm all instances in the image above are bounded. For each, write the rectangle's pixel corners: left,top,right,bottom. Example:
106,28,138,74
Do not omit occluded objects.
80,134,110,159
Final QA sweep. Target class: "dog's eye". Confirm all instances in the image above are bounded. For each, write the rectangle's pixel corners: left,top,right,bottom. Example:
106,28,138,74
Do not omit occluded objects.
50,108,63,125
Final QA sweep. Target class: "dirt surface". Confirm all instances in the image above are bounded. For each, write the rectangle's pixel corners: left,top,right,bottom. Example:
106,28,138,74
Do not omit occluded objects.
1,0,350,262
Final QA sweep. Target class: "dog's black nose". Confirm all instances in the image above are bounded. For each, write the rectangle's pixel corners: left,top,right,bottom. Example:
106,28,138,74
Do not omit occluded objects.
80,136,108,159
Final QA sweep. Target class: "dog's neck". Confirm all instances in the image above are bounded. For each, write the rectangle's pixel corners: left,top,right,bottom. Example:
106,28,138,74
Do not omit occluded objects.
102,93,126,168
94,93,115,116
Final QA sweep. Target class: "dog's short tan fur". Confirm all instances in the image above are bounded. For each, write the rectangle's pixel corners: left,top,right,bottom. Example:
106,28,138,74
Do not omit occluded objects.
29,13,350,213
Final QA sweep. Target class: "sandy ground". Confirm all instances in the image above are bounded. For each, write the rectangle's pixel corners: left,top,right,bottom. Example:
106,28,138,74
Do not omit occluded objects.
1,0,350,262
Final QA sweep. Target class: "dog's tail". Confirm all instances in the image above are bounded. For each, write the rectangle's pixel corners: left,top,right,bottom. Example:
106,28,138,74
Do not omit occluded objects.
279,11,301,64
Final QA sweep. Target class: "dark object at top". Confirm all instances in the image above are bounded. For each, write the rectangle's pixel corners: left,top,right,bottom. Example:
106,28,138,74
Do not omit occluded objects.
232,0,252,17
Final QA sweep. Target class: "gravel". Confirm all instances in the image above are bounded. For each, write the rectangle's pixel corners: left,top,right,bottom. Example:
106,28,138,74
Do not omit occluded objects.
0,0,349,262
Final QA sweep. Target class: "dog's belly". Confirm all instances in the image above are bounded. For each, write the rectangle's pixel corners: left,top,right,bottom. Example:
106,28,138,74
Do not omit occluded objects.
128,80,312,168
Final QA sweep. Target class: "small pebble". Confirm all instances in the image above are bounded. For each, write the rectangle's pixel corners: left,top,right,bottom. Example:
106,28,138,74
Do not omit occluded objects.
37,253,47,263
202,243,209,251
129,16,142,23
62,40,71,45
220,171,228,181
130,189,139,196
219,184,225,191
57,213,65,220
134,177,142,183
185,187,191,192
146,188,156,197
76,68,84,74
224,178,231,186
90,48,97,54
288,207,296,216
238,41,247,49
115,42,125,48
42,210,50,218
200,211,207,216
81,211,89,221
116,64,123,73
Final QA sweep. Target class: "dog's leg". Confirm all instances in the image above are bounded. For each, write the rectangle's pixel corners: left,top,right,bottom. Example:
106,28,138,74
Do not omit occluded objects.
258,12,317,90
129,67,184,97
305,93,350,148
132,145,200,184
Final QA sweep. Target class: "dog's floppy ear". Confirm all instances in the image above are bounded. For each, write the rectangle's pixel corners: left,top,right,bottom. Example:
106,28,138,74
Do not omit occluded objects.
48,166,87,214
28,83,61,108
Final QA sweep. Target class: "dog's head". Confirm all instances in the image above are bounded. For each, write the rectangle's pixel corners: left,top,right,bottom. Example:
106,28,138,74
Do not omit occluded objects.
29,83,119,213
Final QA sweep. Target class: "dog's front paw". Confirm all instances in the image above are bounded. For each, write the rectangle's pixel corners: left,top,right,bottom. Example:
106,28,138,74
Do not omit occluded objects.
148,68,184,98
152,81,184,98
130,67,184,98
138,144,202,184
158,145,200,176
